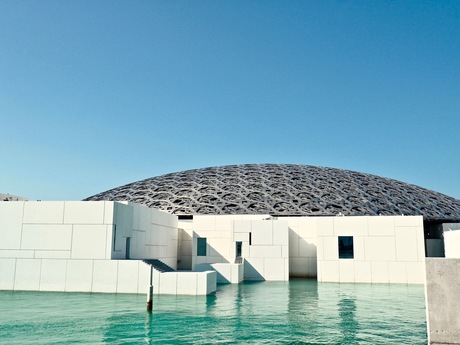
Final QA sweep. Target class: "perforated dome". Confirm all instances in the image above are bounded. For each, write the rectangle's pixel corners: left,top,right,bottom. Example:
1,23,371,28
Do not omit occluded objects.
85,164,460,220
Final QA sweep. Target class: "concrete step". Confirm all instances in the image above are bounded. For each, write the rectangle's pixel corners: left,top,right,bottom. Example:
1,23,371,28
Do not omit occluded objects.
142,259,175,272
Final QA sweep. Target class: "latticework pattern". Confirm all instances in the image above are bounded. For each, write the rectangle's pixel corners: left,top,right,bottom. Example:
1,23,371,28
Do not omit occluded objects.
85,164,460,220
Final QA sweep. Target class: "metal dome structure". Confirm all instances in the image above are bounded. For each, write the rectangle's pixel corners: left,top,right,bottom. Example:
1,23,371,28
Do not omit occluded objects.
85,164,460,221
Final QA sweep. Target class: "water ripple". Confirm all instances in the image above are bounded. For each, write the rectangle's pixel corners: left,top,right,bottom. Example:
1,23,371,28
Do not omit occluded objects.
0,280,427,344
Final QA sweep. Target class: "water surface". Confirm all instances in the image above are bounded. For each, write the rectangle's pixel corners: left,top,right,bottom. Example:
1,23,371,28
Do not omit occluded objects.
0,280,427,344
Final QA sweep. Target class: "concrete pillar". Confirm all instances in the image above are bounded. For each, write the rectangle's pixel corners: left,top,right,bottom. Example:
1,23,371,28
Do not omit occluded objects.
425,258,460,344
147,265,153,311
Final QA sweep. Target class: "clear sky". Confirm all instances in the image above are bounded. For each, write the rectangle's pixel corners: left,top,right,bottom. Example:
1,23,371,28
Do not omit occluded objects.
1,0,459,201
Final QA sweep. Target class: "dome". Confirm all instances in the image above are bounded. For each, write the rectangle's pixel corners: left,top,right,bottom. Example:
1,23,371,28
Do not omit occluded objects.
85,164,460,221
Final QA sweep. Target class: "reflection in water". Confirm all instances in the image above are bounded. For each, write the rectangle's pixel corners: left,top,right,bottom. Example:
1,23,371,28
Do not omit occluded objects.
0,282,427,345
205,292,217,309
287,279,320,342
339,296,358,344
144,312,154,345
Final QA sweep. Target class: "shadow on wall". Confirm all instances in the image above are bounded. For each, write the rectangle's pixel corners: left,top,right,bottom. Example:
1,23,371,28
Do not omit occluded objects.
192,237,231,268
289,227,317,278
177,229,193,270
243,260,265,281
207,242,231,264
194,263,227,282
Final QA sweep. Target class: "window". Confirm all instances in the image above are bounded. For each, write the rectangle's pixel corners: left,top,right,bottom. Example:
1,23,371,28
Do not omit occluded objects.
338,236,354,259
113,225,117,251
236,241,242,257
197,238,207,256
125,237,131,259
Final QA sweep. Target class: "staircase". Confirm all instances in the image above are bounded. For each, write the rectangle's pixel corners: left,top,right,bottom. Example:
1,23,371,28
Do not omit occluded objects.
142,259,175,272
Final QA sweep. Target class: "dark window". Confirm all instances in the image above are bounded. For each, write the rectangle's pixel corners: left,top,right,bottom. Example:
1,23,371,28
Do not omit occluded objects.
338,236,354,259
125,237,131,259
178,215,193,220
236,241,242,257
249,232,252,245
113,225,117,251
197,238,207,256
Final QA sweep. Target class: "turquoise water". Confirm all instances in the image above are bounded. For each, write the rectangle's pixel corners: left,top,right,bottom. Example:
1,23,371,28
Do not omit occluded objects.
0,280,427,344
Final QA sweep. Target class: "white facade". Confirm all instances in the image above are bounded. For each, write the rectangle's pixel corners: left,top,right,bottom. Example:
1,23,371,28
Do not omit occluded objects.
195,263,244,284
234,218,289,281
153,270,217,295
316,215,426,284
178,215,290,282
287,217,319,278
0,201,177,293
112,201,178,268
180,214,426,284
0,201,433,296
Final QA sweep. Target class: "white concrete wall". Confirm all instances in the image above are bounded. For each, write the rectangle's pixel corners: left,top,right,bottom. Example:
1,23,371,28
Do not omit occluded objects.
234,219,289,281
0,201,177,293
187,215,288,281
177,221,193,270
0,201,115,260
0,202,429,292
444,230,460,258
113,202,178,268
0,258,150,293
190,215,268,267
287,217,318,278
0,201,177,264
152,270,217,295
194,263,243,284
317,216,425,284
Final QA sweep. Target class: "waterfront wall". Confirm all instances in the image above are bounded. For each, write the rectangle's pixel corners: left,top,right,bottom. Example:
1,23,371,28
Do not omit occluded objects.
195,263,243,284
233,219,289,281
0,258,150,293
152,270,217,295
0,201,432,293
0,201,177,293
316,215,425,284
183,214,426,284
182,215,289,281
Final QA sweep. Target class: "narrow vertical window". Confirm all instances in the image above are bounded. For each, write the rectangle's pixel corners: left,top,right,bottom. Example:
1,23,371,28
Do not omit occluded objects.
338,236,354,259
125,237,131,259
236,241,242,257
197,238,207,256
249,232,252,245
113,225,117,251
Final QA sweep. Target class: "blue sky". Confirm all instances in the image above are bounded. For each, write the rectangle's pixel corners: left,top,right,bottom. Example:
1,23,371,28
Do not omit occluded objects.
1,0,459,201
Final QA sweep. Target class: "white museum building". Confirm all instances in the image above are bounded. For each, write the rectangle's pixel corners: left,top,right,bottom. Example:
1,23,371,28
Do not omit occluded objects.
1,164,459,296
